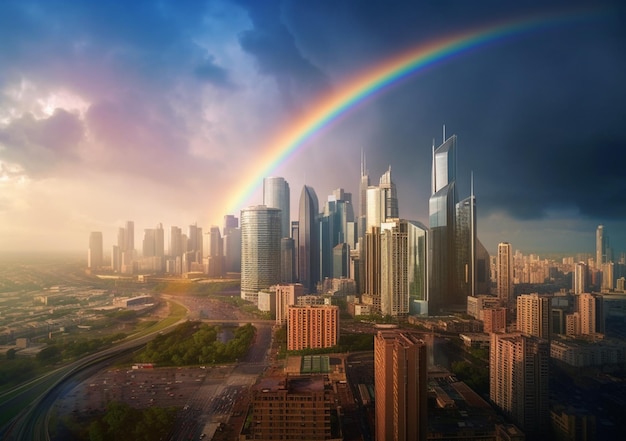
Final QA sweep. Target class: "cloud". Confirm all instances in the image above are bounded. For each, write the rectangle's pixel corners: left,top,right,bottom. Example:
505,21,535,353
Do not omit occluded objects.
0,109,84,176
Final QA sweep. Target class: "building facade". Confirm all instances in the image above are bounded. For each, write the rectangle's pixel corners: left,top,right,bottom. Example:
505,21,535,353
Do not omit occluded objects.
287,305,338,351
490,332,550,437
263,176,290,239
497,242,513,304
517,293,551,340
374,331,428,441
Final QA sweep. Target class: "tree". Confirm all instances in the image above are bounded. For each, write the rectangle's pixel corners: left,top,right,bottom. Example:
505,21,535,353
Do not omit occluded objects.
6,348,16,360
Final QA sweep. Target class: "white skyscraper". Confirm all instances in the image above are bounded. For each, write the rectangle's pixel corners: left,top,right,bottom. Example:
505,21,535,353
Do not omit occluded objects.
263,177,290,239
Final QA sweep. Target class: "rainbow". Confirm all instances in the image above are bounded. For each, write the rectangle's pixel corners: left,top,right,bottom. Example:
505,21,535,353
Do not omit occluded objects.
226,10,601,214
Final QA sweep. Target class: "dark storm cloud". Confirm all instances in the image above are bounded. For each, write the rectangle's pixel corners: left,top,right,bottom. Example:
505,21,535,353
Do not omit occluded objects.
271,0,626,227
194,55,235,88
0,109,84,176
233,0,330,108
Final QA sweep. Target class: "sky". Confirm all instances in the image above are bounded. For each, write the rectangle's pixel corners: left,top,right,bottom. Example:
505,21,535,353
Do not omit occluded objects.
0,0,625,257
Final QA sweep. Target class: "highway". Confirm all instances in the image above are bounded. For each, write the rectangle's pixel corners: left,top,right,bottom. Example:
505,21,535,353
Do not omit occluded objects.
0,316,187,441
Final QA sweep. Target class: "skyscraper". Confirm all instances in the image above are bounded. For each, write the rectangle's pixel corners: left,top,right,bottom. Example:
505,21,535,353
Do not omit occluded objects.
319,188,354,280
429,135,458,313
490,332,549,437
88,232,103,269
429,134,484,313
497,242,513,304
206,225,223,277
240,206,282,304
596,225,609,269
263,176,290,239
375,331,428,441
573,261,588,294
298,185,320,293
222,215,241,274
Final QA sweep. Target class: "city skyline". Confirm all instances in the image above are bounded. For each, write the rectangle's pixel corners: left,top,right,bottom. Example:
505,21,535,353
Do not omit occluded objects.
1,1,625,254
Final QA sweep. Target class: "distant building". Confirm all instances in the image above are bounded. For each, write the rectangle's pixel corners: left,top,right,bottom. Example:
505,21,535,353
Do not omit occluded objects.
88,231,103,269
375,331,428,441
287,305,338,351
483,307,507,333
497,242,513,304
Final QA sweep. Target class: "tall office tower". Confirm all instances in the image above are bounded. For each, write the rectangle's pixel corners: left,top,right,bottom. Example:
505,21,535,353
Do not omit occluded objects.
332,243,349,278
291,221,299,280
263,176,290,239
142,228,156,257
358,150,370,241
280,237,295,282
188,224,203,263
602,262,614,290
320,188,355,280
169,226,183,258
154,223,164,258
475,239,491,295
573,261,588,294
364,226,382,312
379,166,399,220
206,226,223,277
375,331,427,441
455,191,476,298
287,305,338,350
222,216,241,274
517,293,551,340
298,185,320,293
88,232,103,269
240,206,281,304
596,225,609,269
429,135,457,313
365,167,399,232
111,245,120,272
497,242,514,304
490,332,549,437
223,214,238,232
125,221,135,257
274,283,304,325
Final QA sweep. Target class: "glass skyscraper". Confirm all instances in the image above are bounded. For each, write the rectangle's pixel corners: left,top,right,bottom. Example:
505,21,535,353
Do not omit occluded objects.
240,205,282,304
298,185,320,293
263,177,290,239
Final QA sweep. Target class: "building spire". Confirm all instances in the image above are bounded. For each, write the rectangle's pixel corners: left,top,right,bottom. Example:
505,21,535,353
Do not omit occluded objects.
443,124,446,143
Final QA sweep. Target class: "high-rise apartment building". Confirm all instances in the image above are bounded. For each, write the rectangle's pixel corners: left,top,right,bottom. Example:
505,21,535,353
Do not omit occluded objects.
483,307,507,333
274,283,304,325
88,231,103,269
298,185,320,293
263,176,290,239
497,242,513,304
240,206,282,304
517,293,551,340
287,305,338,351
490,332,549,437
375,331,427,441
